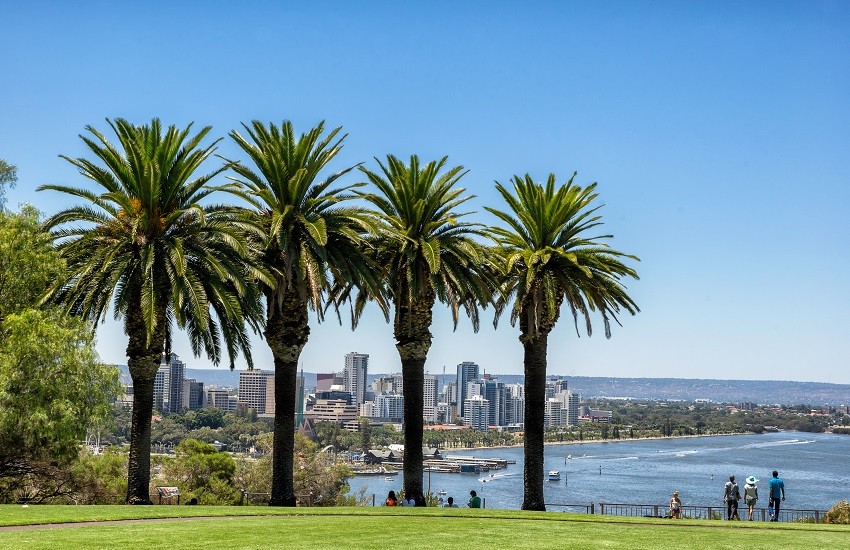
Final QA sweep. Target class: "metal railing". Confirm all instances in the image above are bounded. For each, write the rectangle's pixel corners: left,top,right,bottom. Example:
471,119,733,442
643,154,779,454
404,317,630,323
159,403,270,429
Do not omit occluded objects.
598,502,826,522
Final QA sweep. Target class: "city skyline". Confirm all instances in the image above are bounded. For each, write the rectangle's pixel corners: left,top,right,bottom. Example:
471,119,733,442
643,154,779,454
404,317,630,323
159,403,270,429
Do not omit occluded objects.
3,2,848,383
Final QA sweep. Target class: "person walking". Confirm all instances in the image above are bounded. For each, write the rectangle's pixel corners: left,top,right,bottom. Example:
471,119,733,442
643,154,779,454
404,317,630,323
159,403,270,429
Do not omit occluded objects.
669,490,682,519
744,476,759,520
468,490,481,508
723,475,741,520
768,470,785,521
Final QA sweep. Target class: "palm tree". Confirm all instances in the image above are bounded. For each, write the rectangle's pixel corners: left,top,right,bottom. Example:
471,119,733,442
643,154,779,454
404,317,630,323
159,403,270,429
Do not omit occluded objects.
38,118,260,504
485,173,639,511
227,120,380,506
357,155,494,504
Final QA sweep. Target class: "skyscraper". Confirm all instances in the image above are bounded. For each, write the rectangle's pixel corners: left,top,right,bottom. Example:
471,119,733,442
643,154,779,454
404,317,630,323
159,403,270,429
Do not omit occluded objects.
423,374,437,421
464,395,490,431
154,353,185,414
344,352,369,406
456,361,479,418
239,369,274,414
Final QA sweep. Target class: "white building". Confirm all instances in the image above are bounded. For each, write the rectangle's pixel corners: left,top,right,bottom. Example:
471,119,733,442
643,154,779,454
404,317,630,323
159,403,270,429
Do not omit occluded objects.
464,395,490,431
456,361,479,418
424,374,437,421
374,393,404,421
238,369,274,414
344,352,369,406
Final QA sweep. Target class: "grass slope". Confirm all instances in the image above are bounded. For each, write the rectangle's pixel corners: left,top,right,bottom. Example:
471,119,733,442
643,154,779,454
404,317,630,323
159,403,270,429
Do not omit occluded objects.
1,506,847,549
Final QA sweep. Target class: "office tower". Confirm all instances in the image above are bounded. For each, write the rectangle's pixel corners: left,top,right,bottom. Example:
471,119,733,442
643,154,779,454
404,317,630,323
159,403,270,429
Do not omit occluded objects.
374,393,405,420
205,388,237,411
344,352,369,406
544,398,564,428
482,378,507,427
464,395,490,431
456,361,479,418
566,390,580,426
154,353,185,414
182,379,204,411
239,369,274,414
424,374,437,421
505,383,525,426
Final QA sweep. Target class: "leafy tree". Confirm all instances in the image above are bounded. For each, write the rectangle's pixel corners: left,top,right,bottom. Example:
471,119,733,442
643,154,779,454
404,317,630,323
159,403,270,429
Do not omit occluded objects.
227,120,379,506
39,118,261,504
0,207,119,503
235,432,355,506
357,155,494,504
0,309,120,502
0,158,16,207
65,448,128,504
486,173,639,510
160,438,239,504
0,205,63,325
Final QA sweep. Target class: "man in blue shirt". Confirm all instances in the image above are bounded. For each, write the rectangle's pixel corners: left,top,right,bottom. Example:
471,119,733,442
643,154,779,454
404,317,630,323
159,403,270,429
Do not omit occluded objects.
768,470,785,521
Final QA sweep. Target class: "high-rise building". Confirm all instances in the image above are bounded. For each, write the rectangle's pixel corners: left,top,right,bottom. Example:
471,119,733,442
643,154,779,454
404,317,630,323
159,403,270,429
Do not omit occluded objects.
373,374,403,395
182,379,204,411
464,395,490,431
344,352,369,406
239,369,274,414
424,374,437,422
482,378,506,427
154,353,185,414
456,361,479,418
544,397,564,428
374,393,405,421
205,388,237,411
565,390,580,426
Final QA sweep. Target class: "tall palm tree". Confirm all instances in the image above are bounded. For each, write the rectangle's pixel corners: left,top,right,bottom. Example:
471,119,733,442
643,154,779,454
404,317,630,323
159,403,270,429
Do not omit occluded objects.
38,118,260,504
227,120,380,506
357,155,494,504
485,173,639,511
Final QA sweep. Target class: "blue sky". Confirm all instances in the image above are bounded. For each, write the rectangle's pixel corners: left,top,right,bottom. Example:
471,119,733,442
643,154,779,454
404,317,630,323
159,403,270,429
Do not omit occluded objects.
2,1,848,383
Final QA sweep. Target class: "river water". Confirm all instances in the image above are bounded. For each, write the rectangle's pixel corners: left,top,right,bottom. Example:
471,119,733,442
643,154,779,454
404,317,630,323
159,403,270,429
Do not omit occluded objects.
346,431,850,511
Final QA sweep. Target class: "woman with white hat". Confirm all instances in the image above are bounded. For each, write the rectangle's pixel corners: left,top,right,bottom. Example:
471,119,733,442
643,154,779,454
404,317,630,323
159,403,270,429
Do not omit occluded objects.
744,476,759,520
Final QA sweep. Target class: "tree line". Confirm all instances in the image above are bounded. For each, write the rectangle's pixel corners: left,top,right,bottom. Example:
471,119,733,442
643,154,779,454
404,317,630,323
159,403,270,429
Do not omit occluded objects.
2,115,638,510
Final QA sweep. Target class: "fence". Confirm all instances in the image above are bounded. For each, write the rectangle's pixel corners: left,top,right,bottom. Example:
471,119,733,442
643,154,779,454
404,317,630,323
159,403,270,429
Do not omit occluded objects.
597,502,826,522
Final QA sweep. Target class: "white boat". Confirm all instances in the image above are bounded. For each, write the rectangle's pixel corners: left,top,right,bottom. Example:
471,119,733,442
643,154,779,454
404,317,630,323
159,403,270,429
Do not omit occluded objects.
438,489,447,495
548,470,561,481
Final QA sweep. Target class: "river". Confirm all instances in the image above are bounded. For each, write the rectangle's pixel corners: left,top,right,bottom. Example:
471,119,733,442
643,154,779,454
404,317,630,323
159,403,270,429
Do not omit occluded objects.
346,431,850,511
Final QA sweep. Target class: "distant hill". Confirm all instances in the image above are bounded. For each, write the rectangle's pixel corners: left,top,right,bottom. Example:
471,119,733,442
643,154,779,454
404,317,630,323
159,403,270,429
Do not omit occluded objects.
113,365,849,406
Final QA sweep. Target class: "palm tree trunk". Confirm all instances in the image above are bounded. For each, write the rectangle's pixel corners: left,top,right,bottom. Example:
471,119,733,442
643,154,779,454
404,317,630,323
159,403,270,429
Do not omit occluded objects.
394,292,434,505
266,288,309,507
124,290,166,505
126,366,156,504
522,332,548,511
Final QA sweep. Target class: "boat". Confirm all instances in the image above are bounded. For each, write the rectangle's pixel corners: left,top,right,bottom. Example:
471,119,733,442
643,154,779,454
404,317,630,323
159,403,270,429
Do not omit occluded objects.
548,470,561,481
438,489,447,495
384,476,395,482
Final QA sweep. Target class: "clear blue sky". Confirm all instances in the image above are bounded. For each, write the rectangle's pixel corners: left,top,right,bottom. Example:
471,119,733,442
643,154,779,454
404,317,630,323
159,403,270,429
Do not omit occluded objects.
2,1,849,383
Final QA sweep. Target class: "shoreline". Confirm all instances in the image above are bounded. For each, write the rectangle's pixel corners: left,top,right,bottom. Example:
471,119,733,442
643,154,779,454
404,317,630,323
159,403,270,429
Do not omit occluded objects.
445,432,754,454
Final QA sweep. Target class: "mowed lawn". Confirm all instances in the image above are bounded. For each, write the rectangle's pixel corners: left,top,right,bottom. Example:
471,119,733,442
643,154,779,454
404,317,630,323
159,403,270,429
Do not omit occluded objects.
1,506,848,550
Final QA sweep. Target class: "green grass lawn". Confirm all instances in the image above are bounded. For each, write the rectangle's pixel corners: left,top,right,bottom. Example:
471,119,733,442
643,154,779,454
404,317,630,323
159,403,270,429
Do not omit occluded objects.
1,506,847,549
